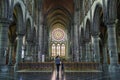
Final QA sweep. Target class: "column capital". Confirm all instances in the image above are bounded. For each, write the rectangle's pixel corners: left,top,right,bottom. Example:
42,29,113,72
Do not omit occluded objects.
106,19,118,26
16,33,24,37
91,32,100,37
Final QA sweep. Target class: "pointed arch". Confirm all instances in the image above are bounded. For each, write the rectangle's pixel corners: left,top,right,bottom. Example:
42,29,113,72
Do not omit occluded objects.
13,1,25,34
107,0,117,21
92,3,103,34
85,19,91,40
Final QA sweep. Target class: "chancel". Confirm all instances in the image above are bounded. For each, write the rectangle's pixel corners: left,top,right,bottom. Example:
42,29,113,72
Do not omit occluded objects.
0,0,120,80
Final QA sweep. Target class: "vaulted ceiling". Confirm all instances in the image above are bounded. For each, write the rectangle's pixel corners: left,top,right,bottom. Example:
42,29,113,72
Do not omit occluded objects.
42,0,74,29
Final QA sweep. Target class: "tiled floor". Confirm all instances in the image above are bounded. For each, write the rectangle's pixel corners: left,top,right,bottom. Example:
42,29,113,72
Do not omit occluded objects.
0,67,120,80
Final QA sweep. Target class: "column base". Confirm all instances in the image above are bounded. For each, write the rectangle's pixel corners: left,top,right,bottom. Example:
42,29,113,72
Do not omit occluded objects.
14,64,18,72
102,63,108,72
8,62,13,66
0,65,8,72
109,64,120,72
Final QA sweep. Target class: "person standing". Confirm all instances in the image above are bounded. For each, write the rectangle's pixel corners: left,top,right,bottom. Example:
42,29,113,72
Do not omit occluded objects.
55,56,60,73
61,60,64,74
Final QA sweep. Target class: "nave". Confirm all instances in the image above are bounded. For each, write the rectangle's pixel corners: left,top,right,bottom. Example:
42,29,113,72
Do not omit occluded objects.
0,0,120,80
0,66,120,80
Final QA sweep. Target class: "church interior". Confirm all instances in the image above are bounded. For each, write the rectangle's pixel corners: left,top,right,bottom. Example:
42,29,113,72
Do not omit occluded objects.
0,0,120,80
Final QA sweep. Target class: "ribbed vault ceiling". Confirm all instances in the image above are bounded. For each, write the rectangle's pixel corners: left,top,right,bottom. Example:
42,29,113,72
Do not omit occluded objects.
43,0,74,29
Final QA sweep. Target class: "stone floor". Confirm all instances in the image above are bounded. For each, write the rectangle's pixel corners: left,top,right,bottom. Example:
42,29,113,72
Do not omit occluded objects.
0,66,120,80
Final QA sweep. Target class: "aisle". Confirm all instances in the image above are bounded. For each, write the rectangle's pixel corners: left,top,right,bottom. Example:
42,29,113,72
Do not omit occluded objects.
51,66,66,80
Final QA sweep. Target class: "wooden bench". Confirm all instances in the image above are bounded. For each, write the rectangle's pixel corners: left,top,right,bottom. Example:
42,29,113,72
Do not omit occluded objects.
18,62,54,71
63,62,101,71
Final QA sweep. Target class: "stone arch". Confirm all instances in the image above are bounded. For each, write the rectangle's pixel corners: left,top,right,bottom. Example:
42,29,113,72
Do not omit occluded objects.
31,27,37,42
92,3,109,64
9,1,25,66
7,1,25,65
13,0,25,34
85,19,91,41
79,27,85,61
92,3,103,34
26,17,32,41
107,0,117,21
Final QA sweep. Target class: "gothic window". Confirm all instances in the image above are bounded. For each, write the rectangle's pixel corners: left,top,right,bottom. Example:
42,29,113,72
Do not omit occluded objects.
61,44,65,56
50,23,67,57
52,44,56,56
52,28,65,41
57,44,60,56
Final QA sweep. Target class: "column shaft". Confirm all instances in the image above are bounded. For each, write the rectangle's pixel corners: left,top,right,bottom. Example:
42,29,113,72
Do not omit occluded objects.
14,34,23,71
0,20,9,72
8,43,14,65
107,24,118,64
93,35,100,62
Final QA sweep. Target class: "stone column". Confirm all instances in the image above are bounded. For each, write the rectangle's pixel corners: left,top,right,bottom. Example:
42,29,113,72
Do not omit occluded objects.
73,10,79,62
0,19,9,72
8,43,14,65
85,42,88,62
107,21,119,72
81,43,86,62
39,13,44,62
85,42,91,62
25,41,32,62
73,24,79,62
102,47,108,71
71,23,74,61
89,42,93,62
92,33,100,62
14,34,23,71
79,46,82,62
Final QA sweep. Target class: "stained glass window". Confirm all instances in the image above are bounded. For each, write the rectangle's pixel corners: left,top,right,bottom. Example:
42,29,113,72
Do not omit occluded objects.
57,44,60,56
61,44,65,56
52,44,56,56
52,28,65,41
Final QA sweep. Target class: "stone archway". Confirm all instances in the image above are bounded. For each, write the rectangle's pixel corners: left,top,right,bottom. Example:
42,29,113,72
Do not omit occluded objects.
8,13,17,66
12,2,25,71
92,4,103,63
24,18,32,62
84,19,91,62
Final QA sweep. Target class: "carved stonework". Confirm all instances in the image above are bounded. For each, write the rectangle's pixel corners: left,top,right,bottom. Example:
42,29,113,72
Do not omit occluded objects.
23,0,33,15
84,0,90,15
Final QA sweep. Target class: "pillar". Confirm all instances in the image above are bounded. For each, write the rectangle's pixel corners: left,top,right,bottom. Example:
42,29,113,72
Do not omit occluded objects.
73,24,79,62
38,0,44,62
25,41,32,62
8,43,14,65
73,11,79,62
92,33,100,62
14,34,23,71
102,47,108,71
107,21,119,72
0,19,9,72
81,43,86,62
79,46,82,62
85,42,88,62
85,42,91,62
